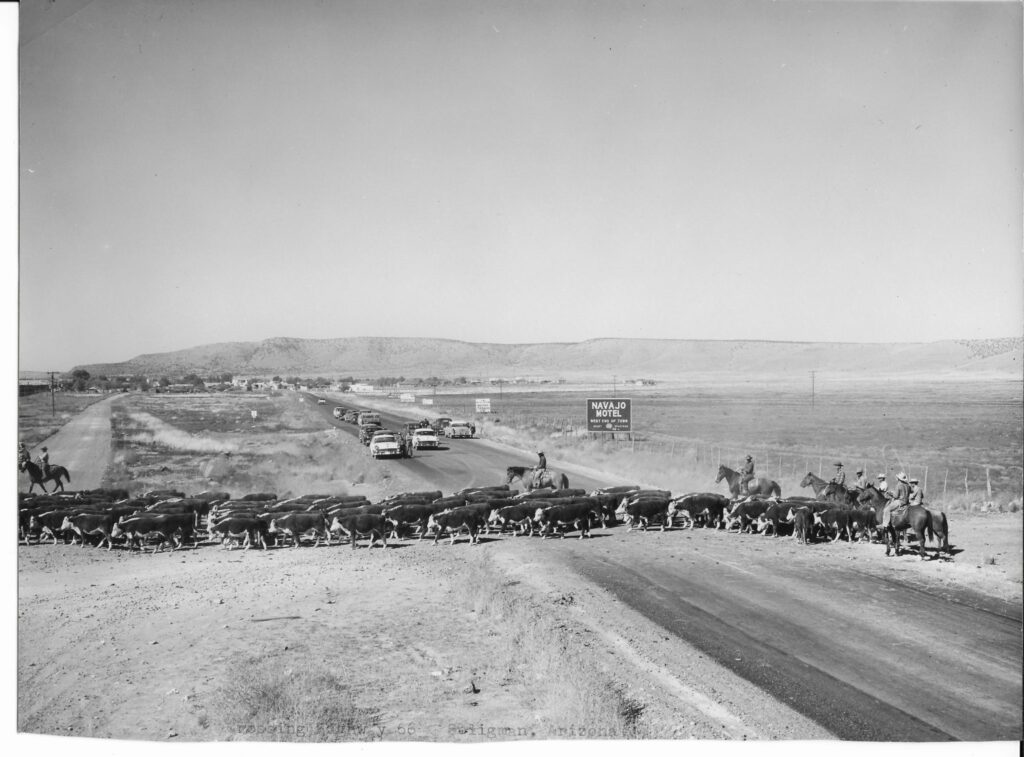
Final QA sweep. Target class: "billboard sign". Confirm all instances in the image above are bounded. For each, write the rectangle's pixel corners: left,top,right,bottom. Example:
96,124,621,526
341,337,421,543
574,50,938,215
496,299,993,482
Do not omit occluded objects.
475,398,491,413
586,398,631,432
400,393,415,403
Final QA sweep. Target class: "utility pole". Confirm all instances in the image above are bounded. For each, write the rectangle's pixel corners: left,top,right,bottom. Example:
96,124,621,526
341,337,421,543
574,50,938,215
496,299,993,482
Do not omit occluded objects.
809,370,816,410
613,375,617,397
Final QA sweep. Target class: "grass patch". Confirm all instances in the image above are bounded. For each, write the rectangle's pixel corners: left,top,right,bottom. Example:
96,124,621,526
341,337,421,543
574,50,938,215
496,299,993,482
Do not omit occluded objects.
207,660,381,742
18,392,108,447
463,555,653,739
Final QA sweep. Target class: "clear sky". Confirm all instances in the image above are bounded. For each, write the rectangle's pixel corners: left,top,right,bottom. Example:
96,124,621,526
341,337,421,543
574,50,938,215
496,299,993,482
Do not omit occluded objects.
15,0,1024,371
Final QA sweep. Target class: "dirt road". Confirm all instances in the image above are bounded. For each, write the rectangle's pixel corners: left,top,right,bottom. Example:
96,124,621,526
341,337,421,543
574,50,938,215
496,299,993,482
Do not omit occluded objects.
23,395,117,491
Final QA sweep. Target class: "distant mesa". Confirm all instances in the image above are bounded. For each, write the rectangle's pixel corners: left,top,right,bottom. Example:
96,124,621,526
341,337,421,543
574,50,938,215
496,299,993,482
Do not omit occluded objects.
63,336,1024,381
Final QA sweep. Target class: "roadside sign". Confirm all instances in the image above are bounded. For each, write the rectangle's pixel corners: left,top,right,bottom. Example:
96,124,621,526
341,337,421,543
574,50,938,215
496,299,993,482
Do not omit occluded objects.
422,398,434,406
475,398,491,413
586,398,631,432
400,393,415,403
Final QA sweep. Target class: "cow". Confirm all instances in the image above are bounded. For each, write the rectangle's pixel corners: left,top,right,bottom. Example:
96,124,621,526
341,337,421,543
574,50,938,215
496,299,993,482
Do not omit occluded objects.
755,502,795,537
847,508,878,542
207,516,269,550
723,500,771,533
267,512,330,547
812,508,854,543
383,504,437,540
488,504,539,537
534,502,599,539
668,493,731,529
622,499,672,532
112,513,197,552
330,514,388,549
60,513,116,550
428,509,484,546
792,507,813,544
28,511,76,545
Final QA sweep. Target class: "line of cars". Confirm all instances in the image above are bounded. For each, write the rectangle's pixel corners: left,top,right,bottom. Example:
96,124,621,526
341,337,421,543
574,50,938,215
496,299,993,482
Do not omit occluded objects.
328,404,476,459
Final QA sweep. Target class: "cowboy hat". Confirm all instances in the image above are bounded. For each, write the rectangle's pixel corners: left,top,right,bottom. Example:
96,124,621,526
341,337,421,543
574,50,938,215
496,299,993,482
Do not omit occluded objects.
877,474,886,479
897,472,909,483
909,478,919,484
833,461,843,467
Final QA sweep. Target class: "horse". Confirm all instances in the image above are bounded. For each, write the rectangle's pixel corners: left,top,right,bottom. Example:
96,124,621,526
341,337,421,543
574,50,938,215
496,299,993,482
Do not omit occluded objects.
715,464,781,500
799,472,859,507
881,505,935,559
858,485,951,556
505,466,569,491
19,460,71,494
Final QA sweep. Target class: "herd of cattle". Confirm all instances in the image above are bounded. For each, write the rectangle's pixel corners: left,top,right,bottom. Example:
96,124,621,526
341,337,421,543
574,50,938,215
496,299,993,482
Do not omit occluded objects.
17,480,950,558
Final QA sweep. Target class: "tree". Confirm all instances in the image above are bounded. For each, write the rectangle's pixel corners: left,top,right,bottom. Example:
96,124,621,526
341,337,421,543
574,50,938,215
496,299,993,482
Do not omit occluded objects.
69,369,91,392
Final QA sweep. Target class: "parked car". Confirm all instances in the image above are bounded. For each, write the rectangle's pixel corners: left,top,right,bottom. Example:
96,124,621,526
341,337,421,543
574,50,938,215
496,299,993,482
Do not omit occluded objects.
411,428,439,450
317,397,327,405
445,420,474,439
369,433,403,459
432,417,452,435
359,423,384,445
357,411,382,427
333,407,344,419
343,410,359,423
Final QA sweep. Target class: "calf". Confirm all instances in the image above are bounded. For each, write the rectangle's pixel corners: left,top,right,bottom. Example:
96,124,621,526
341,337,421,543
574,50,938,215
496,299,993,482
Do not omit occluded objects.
428,509,484,546
60,513,116,550
28,510,76,545
267,512,330,547
330,514,388,549
792,508,813,544
755,503,794,537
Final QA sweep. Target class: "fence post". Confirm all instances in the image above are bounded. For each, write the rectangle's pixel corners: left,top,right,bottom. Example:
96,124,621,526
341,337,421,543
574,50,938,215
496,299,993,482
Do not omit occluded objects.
986,467,992,500
964,469,969,497
943,469,948,499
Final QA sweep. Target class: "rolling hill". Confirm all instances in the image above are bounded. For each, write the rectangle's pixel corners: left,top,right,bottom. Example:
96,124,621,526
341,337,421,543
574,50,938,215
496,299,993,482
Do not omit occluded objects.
67,336,1023,381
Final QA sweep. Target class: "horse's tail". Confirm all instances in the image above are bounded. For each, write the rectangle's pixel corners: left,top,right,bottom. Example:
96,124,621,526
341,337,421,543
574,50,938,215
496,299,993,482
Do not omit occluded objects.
925,512,935,544
559,473,569,490
771,481,782,498
62,467,71,483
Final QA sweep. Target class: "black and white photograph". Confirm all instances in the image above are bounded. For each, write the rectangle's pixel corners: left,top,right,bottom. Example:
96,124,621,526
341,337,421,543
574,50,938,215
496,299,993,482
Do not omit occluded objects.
10,0,1022,749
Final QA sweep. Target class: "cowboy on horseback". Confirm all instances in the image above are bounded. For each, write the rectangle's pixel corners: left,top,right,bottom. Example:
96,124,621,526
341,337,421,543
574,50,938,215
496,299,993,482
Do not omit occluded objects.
532,451,548,489
739,455,755,495
852,468,868,491
830,461,846,487
881,472,911,529
18,442,30,468
38,446,51,478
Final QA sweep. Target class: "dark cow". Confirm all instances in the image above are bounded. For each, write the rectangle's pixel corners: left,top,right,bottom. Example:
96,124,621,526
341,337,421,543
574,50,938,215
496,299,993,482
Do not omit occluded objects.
668,493,731,529
792,507,813,544
112,513,197,552
813,508,854,542
28,510,76,545
207,516,269,550
724,500,770,533
61,513,116,550
489,504,539,536
755,502,795,537
622,499,671,532
383,504,437,540
267,512,330,547
534,502,599,539
847,508,878,542
330,514,388,549
428,508,484,546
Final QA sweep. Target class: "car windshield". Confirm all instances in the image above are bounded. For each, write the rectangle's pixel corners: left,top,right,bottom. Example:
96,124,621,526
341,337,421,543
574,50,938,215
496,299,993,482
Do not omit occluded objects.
413,429,434,437
374,435,397,443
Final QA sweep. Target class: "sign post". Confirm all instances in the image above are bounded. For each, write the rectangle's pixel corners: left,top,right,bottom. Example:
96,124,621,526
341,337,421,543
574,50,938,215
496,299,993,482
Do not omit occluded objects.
586,398,632,433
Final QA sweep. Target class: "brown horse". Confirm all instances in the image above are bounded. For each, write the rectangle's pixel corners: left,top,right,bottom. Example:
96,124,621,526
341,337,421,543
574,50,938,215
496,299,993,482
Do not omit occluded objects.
20,460,71,494
505,466,569,491
858,485,951,556
799,472,859,507
716,464,781,500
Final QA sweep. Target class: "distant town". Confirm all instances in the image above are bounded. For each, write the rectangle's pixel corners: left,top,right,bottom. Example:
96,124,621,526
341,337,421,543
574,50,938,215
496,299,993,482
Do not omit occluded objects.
19,371,658,397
